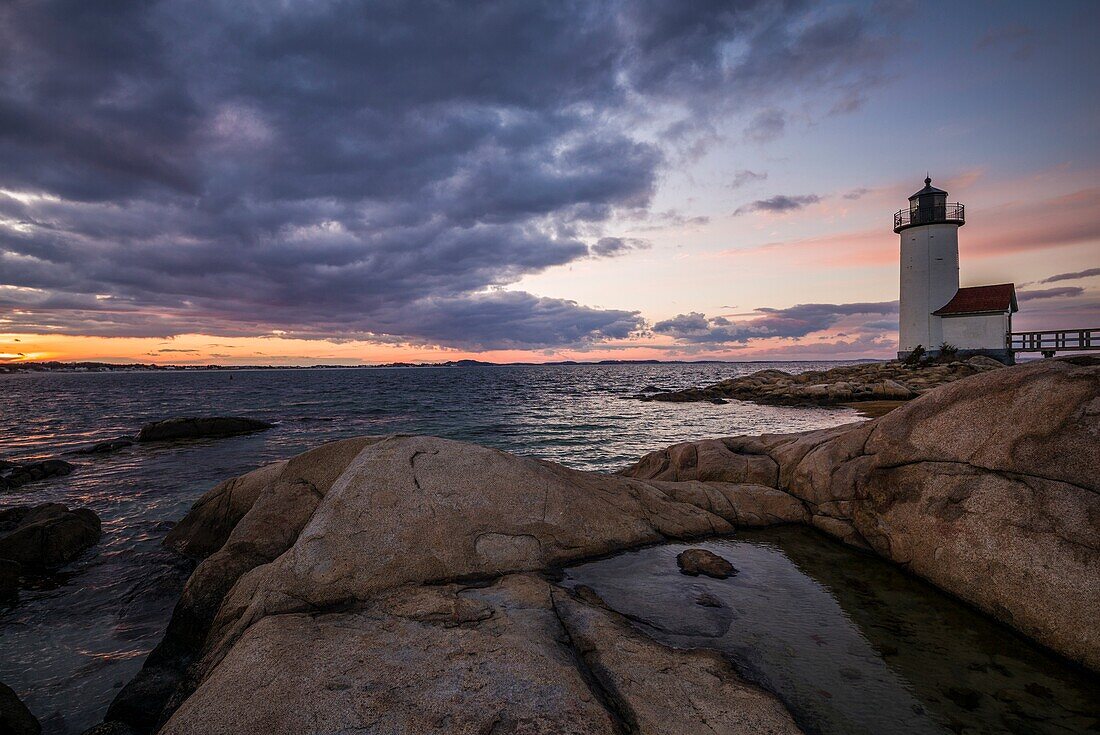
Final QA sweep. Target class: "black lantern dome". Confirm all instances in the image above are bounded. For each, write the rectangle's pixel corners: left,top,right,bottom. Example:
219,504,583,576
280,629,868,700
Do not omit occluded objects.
893,176,965,232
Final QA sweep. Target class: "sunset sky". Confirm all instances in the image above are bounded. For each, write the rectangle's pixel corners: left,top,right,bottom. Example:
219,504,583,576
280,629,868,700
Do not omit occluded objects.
1,0,1097,365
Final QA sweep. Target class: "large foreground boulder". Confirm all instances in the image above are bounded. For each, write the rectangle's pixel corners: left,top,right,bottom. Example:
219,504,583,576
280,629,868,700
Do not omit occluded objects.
135,417,273,443
0,503,101,569
625,357,1100,670
106,436,805,734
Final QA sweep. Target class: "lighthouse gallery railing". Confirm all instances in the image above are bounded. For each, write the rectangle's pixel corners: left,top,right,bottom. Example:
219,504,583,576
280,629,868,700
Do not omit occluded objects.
893,202,965,230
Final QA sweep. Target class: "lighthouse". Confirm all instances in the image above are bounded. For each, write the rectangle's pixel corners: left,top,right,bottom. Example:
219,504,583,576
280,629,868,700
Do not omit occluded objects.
894,177,964,357
894,177,1017,363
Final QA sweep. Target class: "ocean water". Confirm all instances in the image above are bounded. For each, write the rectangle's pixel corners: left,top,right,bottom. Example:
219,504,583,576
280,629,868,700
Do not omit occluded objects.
0,362,863,733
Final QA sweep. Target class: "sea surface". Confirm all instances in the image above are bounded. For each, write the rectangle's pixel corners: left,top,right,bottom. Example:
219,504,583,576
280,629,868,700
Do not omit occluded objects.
0,363,1095,733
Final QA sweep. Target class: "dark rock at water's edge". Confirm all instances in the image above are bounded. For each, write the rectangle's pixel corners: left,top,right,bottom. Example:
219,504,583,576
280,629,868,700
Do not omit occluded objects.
0,681,41,735
135,417,273,443
0,459,74,491
90,359,1097,734
0,558,21,598
75,436,135,455
677,548,737,578
634,354,1006,407
0,504,101,572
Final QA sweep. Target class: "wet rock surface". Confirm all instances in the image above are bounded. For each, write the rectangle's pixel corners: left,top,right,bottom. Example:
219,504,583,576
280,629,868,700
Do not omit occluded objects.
0,459,74,491
135,417,273,443
0,503,101,571
634,356,1005,407
677,548,737,578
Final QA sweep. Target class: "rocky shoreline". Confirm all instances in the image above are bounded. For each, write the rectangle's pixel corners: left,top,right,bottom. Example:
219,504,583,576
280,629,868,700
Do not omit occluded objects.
632,354,1007,408
68,356,1096,735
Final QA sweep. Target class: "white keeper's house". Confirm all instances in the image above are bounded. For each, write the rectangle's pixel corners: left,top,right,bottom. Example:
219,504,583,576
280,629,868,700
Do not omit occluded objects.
894,177,1017,364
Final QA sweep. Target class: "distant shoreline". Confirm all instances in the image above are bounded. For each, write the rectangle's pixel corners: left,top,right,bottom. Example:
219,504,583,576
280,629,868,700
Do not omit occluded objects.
1,358,883,374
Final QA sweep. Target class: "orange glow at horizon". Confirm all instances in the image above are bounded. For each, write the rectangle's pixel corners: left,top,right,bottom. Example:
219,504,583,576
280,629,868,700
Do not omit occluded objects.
1,328,909,366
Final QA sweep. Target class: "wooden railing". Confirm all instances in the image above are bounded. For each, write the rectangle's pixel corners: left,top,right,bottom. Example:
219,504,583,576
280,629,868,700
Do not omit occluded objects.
1009,329,1099,356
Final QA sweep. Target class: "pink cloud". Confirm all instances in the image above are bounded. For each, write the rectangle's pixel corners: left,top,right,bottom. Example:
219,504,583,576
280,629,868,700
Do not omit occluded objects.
720,185,1100,269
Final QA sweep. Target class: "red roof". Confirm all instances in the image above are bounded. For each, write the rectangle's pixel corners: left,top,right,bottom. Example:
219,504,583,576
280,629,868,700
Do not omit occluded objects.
934,284,1018,316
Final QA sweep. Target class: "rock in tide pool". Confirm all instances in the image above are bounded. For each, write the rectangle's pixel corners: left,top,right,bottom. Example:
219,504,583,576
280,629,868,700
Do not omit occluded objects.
0,504,101,570
0,459,74,491
677,548,737,578
0,681,41,735
135,417,273,442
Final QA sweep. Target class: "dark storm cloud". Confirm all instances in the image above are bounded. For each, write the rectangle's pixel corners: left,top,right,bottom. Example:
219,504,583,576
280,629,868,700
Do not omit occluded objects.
1040,268,1100,284
590,237,651,258
1016,286,1085,301
734,194,822,215
0,0,888,348
654,301,897,344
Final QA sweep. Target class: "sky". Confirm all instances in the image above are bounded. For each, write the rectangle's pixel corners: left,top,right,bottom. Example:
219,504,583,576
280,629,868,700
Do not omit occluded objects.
1,0,1097,365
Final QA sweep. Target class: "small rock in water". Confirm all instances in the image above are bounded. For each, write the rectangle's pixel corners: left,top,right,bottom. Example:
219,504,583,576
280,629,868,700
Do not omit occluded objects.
0,504,101,570
135,416,273,442
75,436,134,455
942,686,983,711
676,548,737,579
710,398,729,405
695,591,723,607
639,385,664,393
0,459,74,491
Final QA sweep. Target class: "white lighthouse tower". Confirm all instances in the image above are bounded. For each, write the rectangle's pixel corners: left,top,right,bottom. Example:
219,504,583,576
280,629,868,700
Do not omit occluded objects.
894,177,964,358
